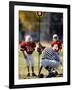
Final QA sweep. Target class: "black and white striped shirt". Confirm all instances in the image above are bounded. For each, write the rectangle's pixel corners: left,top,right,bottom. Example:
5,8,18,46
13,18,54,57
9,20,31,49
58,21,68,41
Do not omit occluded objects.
41,48,60,62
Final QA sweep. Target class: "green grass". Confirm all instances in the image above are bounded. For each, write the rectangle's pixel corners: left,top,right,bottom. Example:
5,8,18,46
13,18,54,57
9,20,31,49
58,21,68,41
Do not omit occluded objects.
18,50,63,79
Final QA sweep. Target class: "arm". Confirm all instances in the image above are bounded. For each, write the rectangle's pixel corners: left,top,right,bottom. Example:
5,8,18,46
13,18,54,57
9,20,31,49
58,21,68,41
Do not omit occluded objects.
37,42,45,54
38,66,43,75
22,50,27,59
20,42,27,59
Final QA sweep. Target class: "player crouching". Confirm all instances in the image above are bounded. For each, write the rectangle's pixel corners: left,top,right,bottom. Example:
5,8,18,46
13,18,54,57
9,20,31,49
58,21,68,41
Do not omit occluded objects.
20,35,36,77
37,43,62,78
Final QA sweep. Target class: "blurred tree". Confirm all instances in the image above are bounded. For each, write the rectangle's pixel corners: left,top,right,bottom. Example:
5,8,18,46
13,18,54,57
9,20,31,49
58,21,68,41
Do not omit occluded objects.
19,19,25,42
19,11,44,32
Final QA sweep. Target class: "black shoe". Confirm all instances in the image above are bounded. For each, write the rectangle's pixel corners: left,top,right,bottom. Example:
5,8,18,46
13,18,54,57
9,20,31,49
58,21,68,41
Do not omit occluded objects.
32,73,37,77
46,71,58,78
38,74,44,78
27,73,30,77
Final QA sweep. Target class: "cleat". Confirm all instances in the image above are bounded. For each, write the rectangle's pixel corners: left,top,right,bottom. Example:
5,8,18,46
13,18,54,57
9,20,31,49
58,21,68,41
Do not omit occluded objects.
32,73,37,77
46,71,58,78
27,73,30,77
38,74,44,78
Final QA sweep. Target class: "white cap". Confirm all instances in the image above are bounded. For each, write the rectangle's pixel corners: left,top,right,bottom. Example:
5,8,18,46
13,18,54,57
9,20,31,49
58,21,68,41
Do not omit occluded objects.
25,35,32,42
53,34,58,40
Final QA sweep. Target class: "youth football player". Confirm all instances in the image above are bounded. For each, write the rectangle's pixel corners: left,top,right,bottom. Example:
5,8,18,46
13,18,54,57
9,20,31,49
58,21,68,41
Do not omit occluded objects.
51,34,62,52
20,35,36,77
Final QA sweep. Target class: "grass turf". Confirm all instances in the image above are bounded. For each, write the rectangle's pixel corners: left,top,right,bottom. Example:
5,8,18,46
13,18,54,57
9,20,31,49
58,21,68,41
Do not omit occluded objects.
19,50,63,79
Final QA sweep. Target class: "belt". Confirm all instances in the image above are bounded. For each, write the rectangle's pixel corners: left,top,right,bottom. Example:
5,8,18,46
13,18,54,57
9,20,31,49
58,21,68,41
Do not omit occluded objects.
42,58,48,59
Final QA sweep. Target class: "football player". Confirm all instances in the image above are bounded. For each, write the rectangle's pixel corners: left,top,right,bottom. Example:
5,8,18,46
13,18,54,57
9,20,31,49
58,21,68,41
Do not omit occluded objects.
37,43,62,78
51,34,62,53
20,35,36,77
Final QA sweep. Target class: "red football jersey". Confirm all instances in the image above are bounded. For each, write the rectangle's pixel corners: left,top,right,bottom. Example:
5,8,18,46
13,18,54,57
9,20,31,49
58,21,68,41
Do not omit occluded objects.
20,41,36,54
51,40,62,52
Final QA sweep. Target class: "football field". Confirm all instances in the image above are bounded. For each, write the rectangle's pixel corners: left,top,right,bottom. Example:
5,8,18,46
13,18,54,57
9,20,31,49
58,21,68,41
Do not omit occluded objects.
19,42,63,79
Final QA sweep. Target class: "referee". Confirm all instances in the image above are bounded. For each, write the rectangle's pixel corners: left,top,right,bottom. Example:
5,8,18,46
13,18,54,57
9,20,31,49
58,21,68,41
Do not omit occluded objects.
38,46,62,78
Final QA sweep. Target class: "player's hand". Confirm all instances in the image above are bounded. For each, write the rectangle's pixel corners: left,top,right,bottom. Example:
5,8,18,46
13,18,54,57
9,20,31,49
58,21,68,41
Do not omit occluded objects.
60,62,63,66
23,52,27,59
22,51,27,59
24,55,27,59
37,48,42,54
20,48,24,51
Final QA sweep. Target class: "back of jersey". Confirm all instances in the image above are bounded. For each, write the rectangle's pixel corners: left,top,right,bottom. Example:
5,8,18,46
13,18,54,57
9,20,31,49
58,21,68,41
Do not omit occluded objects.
41,48,60,62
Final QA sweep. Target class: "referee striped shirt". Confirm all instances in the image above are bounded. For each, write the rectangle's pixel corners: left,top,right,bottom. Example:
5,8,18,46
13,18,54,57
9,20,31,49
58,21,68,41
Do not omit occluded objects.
41,48,60,62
